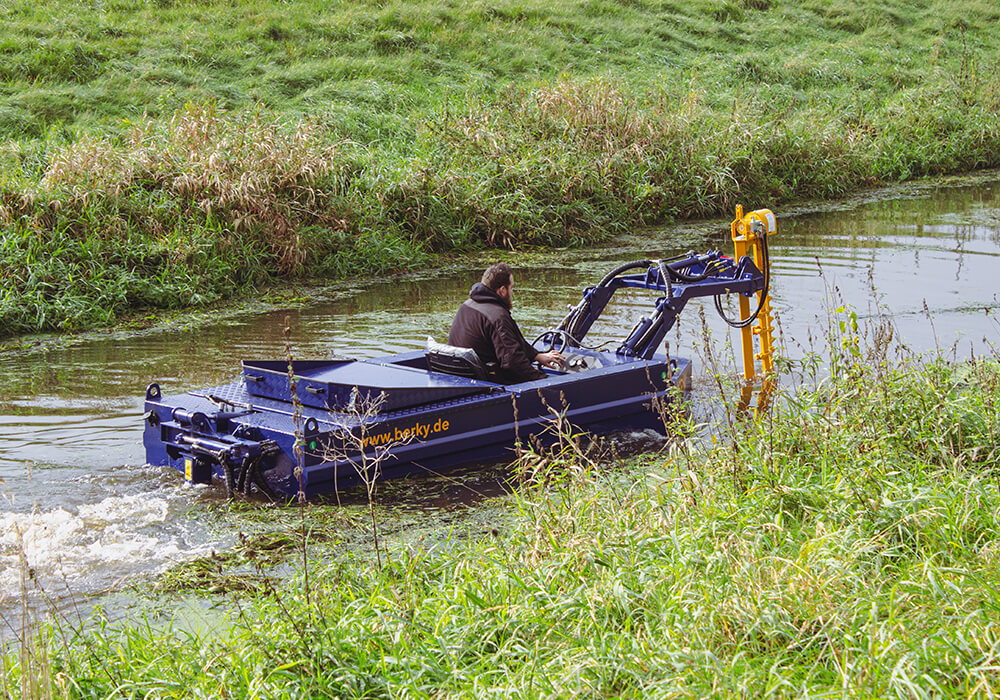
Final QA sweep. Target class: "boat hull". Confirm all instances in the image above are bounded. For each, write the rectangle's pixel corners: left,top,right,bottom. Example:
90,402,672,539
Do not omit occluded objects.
142,349,691,499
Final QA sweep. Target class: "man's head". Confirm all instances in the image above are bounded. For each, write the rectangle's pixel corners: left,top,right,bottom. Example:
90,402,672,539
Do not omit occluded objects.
482,262,514,306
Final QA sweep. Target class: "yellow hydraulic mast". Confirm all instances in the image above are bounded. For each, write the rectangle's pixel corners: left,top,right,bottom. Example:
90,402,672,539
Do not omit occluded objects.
730,205,776,414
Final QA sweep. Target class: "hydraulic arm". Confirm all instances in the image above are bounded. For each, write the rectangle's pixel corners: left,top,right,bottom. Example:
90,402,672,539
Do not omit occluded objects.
539,206,777,408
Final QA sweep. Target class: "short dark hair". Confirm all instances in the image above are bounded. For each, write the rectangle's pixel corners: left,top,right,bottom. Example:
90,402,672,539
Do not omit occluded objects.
481,262,512,291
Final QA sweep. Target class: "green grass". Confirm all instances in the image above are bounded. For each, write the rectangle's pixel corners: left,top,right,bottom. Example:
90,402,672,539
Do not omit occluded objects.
2,0,1000,337
4,323,1000,696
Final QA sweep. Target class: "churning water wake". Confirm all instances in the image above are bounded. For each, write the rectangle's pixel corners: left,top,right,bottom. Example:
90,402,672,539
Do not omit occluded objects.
0,491,222,617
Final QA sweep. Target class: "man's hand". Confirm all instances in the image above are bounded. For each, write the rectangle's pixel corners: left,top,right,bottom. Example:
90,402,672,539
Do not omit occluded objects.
535,350,565,370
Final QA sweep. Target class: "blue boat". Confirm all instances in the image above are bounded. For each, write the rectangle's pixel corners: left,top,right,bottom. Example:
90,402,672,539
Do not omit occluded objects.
142,207,776,499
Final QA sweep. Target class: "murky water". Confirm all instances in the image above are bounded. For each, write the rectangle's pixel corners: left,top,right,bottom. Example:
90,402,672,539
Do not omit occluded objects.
2,175,999,628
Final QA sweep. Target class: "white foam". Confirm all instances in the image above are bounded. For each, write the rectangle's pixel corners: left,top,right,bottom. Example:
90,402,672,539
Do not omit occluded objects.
0,493,216,602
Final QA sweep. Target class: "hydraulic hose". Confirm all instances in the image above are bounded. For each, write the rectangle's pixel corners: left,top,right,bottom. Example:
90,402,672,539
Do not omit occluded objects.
562,258,685,343
596,260,655,288
563,301,589,342
668,258,715,282
532,328,612,352
563,260,647,339
657,259,673,301
714,233,770,329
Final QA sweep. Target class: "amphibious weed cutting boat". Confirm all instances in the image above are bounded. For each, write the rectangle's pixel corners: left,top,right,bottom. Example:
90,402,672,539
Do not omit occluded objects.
142,207,777,499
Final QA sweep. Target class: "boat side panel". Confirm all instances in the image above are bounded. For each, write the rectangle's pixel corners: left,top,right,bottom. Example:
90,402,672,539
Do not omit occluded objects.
143,354,692,498
296,357,691,497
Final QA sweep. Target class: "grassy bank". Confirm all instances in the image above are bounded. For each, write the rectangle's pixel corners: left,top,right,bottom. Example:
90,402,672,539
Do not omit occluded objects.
4,324,1000,696
3,0,1000,336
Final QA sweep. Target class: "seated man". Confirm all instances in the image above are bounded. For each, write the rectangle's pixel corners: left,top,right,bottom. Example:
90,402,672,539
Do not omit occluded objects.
448,263,563,384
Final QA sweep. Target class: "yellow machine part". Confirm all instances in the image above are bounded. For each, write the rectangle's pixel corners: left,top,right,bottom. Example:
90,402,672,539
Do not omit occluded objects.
730,205,777,415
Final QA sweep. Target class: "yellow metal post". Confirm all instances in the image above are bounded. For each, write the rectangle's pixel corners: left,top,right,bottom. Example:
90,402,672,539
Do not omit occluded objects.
730,205,777,415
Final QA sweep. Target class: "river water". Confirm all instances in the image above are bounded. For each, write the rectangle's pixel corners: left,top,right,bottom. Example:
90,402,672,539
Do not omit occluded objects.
1,175,999,629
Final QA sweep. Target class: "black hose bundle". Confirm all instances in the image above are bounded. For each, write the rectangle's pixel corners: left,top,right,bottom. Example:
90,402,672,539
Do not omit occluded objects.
714,233,770,329
561,259,655,341
667,251,715,283
596,260,655,287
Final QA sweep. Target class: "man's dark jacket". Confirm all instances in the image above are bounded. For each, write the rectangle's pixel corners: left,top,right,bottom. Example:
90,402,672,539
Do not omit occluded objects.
448,283,545,384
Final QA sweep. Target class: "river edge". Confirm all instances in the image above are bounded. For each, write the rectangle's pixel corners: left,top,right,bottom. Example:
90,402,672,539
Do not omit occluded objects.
5,167,998,361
